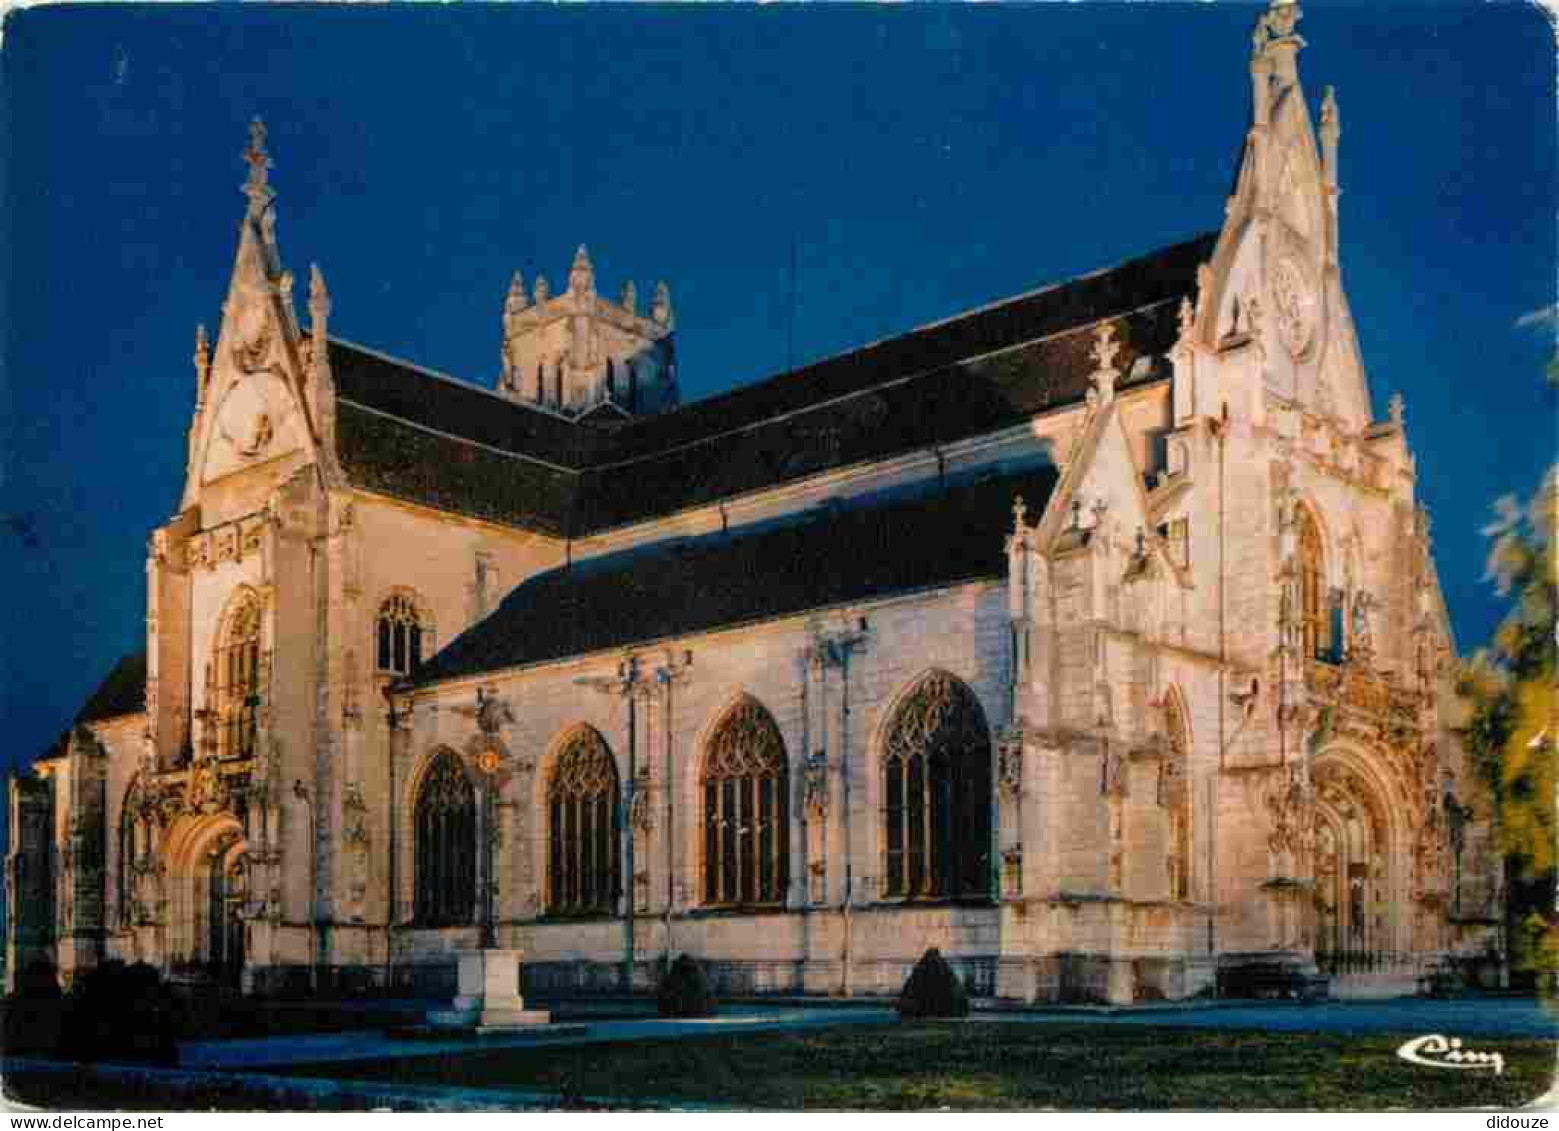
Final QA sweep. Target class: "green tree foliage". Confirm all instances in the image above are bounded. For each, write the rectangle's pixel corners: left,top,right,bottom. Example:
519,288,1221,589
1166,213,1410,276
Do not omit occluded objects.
1459,466,1556,983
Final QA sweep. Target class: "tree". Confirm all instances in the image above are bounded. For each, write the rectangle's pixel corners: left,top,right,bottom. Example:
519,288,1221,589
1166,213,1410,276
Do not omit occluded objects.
1459,465,1556,989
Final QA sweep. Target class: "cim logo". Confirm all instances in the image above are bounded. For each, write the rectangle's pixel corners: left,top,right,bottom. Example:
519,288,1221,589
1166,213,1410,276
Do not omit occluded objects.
1396,1033,1505,1076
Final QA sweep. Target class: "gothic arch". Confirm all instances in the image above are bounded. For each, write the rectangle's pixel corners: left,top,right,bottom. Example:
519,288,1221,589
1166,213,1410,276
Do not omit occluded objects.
372,586,436,678
210,585,266,761
159,811,246,972
542,724,620,917
874,669,994,901
1311,742,1408,957
1160,687,1194,901
697,694,790,906
411,747,477,926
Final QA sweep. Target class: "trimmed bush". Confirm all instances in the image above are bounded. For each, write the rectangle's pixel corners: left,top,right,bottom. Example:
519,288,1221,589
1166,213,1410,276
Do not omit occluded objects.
57,961,179,1065
896,948,970,1019
4,958,64,1056
656,954,716,1018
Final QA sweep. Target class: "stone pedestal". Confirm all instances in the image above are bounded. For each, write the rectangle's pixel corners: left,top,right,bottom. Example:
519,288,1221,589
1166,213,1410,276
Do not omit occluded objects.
428,949,551,1032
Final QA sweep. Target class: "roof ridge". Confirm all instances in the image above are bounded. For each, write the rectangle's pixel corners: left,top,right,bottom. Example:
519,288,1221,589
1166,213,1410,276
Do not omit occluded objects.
336,397,580,475
617,229,1215,433
328,335,581,425
586,293,1183,475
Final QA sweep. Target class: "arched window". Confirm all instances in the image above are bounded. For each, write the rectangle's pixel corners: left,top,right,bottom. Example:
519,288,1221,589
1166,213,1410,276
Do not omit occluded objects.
881,672,993,900
702,697,789,906
547,727,620,916
214,591,263,760
376,591,428,677
118,780,151,928
1162,692,1192,901
414,751,476,926
1298,509,1332,662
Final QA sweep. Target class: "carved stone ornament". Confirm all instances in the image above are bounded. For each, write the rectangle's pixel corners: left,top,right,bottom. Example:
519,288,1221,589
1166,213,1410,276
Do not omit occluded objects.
1269,254,1316,358
803,753,829,818
1265,763,1313,858
343,782,369,846
628,776,654,834
998,742,1023,800
185,751,228,816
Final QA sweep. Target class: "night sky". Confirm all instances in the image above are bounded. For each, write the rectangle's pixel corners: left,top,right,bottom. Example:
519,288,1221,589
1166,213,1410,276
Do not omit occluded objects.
2,3,1554,782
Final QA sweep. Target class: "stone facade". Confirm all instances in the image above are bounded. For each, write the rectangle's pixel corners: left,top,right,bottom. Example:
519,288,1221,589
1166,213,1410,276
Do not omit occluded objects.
8,1,1502,1003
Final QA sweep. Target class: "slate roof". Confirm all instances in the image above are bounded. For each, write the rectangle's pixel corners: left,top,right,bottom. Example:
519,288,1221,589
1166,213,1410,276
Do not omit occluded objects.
409,462,1060,687
331,231,1214,537
76,651,147,724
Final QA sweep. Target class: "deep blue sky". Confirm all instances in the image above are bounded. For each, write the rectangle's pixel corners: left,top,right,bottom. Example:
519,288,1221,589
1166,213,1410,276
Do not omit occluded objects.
2,3,1554,778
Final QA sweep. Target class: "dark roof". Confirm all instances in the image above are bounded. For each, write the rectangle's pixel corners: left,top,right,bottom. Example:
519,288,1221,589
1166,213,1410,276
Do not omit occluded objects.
76,652,147,724
332,232,1213,538
409,462,1059,687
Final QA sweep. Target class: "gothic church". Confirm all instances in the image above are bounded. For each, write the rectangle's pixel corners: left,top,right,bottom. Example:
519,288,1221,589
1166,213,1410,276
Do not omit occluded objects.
8,1,1503,1003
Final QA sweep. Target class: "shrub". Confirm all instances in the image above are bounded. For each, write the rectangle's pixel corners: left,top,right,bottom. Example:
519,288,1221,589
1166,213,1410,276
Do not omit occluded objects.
4,958,64,1057
57,961,179,1065
896,948,970,1019
656,954,716,1018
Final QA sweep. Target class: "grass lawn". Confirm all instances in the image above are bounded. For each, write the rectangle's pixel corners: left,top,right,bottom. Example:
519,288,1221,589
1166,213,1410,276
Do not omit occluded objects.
276,1021,1557,1110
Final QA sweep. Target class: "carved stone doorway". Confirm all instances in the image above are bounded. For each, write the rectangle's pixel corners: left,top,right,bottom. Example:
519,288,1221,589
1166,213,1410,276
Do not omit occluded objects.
1312,752,1398,972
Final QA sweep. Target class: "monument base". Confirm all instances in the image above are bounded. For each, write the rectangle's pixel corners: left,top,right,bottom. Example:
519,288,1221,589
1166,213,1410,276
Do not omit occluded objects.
427,948,552,1032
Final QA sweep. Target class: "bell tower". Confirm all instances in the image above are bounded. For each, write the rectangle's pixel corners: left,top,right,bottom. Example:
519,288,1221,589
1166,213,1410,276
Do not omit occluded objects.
496,246,678,418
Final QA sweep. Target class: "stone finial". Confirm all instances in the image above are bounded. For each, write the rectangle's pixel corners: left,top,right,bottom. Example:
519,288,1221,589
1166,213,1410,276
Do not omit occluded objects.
1321,85,1340,135
569,244,595,295
242,116,274,217
308,263,331,336
1177,297,1195,341
504,271,528,339
533,274,550,304
652,281,673,327
193,324,211,404
1389,391,1405,429
621,279,637,315
1089,322,1121,406
1264,0,1302,42
1012,494,1027,529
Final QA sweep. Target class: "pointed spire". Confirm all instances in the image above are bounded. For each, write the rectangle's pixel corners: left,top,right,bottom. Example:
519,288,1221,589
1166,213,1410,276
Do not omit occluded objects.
504,270,529,340
308,264,331,340
652,281,673,328
534,274,550,304
1013,494,1028,530
1388,392,1405,429
1320,85,1341,186
1252,0,1305,88
193,324,211,406
621,279,637,315
242,116,275,219
569,244,595,295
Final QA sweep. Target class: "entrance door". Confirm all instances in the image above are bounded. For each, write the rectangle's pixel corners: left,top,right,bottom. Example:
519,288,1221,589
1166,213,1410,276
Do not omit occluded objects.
207,851,248,988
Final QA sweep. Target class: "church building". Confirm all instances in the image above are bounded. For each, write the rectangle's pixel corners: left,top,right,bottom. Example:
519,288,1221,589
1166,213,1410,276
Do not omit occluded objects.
8,1,1503,1003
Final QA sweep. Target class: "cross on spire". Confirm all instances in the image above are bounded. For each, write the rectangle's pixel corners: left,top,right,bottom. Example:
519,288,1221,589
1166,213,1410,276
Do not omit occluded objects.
242,117,274,217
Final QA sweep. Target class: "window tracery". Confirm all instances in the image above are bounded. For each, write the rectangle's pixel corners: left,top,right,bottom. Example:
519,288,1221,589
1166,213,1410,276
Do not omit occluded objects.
702,697,789,906
376,591,428,677
881,672,992,900
547,727,619,916
414,750,476,926
213,590,263,760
